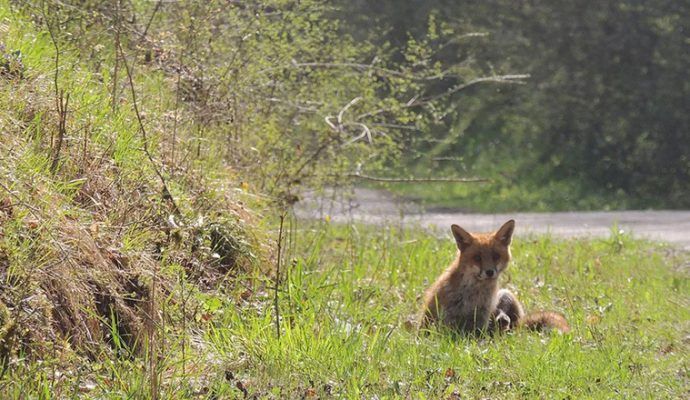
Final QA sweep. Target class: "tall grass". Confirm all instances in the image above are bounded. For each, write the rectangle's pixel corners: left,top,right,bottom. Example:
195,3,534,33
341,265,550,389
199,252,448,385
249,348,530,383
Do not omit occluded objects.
0,3,263,398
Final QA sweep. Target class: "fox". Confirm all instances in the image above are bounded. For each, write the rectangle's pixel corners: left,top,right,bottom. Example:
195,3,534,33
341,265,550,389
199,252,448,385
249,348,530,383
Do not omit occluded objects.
419,220,570,335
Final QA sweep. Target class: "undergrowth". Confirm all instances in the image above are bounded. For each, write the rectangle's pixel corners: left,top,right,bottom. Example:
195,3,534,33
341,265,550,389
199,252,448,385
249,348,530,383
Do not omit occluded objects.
0,0,267,390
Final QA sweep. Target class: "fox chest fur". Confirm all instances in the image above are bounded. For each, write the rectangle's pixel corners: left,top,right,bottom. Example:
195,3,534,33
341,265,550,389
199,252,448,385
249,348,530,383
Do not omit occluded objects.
421,220,514,333
426,260,500,331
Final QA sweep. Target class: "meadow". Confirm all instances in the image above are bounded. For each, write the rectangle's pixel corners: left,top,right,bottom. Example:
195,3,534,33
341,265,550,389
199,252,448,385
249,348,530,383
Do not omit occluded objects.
3,222,687,399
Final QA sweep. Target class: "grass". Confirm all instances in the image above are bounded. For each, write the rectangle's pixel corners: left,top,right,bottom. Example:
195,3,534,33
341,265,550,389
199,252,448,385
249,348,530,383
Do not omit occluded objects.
3,222,687,398
205,223,689,398
379,177,641,213
0,3,264,397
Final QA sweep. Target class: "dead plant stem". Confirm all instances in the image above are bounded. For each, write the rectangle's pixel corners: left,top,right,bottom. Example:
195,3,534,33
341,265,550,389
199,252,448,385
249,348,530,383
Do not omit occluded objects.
274,213,285,339
327,173,491,184
117,40,182,217
111,0,121,112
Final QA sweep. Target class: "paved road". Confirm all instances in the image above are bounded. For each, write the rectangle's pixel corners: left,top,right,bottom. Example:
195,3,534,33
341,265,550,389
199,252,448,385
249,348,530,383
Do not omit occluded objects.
295,188,690,249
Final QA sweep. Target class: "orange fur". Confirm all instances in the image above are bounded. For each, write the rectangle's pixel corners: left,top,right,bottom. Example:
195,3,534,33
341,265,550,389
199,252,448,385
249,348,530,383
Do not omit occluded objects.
521,311,571,333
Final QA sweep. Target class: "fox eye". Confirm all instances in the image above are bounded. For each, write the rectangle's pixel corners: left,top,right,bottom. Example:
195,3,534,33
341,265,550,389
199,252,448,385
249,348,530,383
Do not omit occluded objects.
493,252,501,262
473,254,481,263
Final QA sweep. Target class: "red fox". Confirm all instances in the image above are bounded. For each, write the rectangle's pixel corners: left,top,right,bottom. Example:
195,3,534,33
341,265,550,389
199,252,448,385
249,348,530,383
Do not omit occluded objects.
420,220,570,334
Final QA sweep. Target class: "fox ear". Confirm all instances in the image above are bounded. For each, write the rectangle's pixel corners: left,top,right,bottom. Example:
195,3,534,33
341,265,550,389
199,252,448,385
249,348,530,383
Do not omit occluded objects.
495,219,515,246
451,224,474,251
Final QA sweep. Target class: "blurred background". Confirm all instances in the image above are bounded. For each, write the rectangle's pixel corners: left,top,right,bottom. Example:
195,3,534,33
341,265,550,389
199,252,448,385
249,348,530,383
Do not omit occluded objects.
335,0,690,211
4,0,689,214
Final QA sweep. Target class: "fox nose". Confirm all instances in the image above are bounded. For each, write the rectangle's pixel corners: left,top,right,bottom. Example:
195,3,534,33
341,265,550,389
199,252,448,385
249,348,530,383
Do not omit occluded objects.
486,269,496,278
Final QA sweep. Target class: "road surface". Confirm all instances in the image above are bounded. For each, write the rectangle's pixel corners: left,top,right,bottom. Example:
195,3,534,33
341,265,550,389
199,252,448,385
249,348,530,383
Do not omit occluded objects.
295,188,690,249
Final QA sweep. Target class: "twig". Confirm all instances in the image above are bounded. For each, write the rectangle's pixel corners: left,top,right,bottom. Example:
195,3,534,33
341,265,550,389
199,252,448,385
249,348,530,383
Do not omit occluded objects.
357,74,529,120
324,97,373,146
111,0,121,112
42,2,69,174
274,213,285,339
417,74,529,106
338,97,361,125
42,2,59,100
171,49,182,168
278,97,361,189
117,40,182,217
329,173,491,184
262,60,474,82
265,97,320,113
51,90,69,174
180,268,187,376
288,135,339,183
140,0,163,40
148,261,159,400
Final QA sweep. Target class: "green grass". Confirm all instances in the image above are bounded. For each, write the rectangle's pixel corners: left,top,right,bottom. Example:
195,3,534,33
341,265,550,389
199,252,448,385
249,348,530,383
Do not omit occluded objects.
379,178,640,213
4,223,687,398
206,223,689,398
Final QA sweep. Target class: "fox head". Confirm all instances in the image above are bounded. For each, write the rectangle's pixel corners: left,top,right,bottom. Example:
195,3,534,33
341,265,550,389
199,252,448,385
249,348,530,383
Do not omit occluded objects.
451,220,515,281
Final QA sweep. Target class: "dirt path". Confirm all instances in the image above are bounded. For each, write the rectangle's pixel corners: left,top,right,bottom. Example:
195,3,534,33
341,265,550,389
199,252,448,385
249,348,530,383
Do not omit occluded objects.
295,188,690,249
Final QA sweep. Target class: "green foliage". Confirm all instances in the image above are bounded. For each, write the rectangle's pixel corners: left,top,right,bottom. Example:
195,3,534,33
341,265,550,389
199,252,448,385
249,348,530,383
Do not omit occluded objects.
127,0,469,199
338,0,690,210
5,0,425,206
499,1,690,203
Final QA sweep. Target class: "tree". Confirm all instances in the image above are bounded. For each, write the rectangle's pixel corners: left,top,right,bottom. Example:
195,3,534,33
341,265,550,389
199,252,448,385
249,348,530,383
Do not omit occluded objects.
336,0,690,207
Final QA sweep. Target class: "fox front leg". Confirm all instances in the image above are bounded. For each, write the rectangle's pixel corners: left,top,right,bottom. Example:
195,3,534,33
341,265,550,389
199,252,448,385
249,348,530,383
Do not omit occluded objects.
491,289,525,332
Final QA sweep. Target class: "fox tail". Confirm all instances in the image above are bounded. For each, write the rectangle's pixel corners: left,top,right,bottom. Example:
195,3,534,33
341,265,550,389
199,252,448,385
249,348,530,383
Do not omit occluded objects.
521,311,570,333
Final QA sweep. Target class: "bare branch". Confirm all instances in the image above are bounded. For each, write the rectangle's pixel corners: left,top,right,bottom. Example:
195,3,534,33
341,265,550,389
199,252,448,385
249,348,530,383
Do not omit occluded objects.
357,74,529,120
266,97,320,113
417,74,529,106
324,97,376,146
117,40,182,218
274,213,285,339
140,0,163,40
50,91,69,174
342,123,372,146
331,173,491,184
338,97,362,125
274,60,484,83
42,4,69,175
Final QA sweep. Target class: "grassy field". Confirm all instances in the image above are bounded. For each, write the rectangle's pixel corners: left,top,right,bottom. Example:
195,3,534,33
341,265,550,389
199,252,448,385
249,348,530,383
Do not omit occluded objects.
380,178,643,213
3,222,688,398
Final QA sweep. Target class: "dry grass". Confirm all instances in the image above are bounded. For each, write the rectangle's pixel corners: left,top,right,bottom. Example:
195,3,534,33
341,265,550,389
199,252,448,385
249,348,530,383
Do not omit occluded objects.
0,4,267,379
